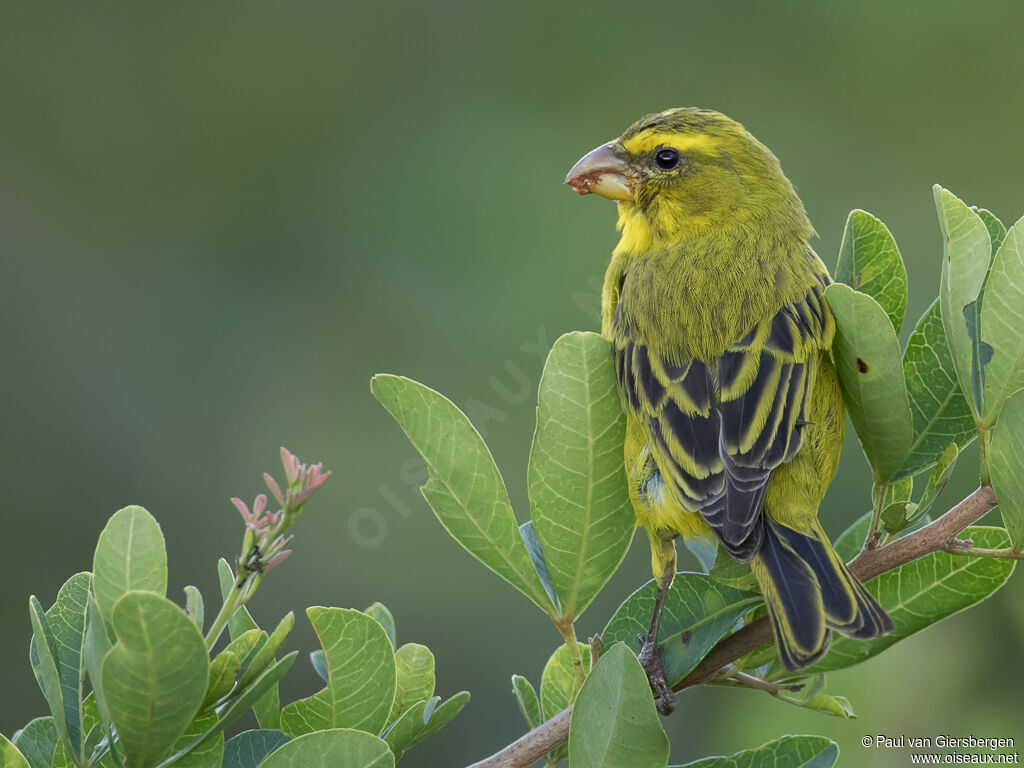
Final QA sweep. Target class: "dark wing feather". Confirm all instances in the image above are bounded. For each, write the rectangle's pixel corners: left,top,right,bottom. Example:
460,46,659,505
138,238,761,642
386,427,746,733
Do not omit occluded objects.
613,281,831,560
709,284,827,559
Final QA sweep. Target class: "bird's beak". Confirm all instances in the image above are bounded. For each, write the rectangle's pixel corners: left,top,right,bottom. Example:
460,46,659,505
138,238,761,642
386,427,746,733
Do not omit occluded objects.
564,140,635,202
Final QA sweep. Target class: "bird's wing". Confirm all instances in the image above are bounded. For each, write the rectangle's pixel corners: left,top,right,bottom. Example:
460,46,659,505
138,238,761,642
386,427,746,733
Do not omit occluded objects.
615,338,724,516
613,279,832,561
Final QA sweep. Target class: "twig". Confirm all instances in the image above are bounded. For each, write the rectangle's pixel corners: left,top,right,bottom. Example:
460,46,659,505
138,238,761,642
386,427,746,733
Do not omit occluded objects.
555,619,587,691
944,545,1023,559
846,485,997,580
465,486,998,768
466,709,572,768
718,670,805,695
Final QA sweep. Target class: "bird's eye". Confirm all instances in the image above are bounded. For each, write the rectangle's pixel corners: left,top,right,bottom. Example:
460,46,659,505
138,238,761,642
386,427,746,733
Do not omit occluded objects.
654,147,682,170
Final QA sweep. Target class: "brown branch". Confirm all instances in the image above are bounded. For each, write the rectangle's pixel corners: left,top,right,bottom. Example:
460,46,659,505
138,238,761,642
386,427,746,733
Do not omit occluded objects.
466,485,998,768
846,484,997,581
466,708,572,768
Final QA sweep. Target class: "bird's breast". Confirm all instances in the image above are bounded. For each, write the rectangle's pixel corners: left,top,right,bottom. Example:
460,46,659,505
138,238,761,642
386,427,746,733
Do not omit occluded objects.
608,237,819,363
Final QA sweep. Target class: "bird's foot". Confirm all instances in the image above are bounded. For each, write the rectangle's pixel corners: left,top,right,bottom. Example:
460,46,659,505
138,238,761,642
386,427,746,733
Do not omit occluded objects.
637,631,676,715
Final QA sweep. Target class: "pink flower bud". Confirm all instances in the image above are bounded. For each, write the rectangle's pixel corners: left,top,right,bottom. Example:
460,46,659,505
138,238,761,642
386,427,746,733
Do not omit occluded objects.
265,549,292,570
309,468,331,489
281,447,300,484
231,497,252,522
263,473,285,506
292,483,320,508
270,534,294,552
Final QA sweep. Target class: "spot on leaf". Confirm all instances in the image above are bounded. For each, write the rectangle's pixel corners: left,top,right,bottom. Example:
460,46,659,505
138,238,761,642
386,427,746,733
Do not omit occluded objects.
856,358,870,373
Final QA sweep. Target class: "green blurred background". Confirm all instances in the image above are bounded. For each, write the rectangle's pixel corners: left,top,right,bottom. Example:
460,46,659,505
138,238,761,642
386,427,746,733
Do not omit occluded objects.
2,2,1023,765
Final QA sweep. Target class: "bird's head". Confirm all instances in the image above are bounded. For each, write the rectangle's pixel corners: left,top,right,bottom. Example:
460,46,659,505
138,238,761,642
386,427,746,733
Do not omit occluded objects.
565,108,812,248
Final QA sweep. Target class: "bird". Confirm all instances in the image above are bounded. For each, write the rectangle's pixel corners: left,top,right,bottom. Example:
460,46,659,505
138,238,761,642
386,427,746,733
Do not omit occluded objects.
564,108,893,713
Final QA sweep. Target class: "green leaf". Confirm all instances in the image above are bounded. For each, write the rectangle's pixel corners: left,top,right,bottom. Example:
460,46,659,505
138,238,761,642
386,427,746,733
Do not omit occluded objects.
511,674,541,729
980,214,1024,425
223,629,265,678
527,331,634,621
879,477,916,534
371,374,554,612
364,602,397,648
27,597,65,757
153,654,297,768
184,586,205,633
976,208,1007,255
241,613,293,689
898,300,976,480
683,537,718,573
568,642,669,768
203,651,240,710
92,506,168,630
382,698,434,760
222,730,291,768
935,186,992,421
764,675,857,719
972,206,1008,422
168,713,223,768
669,735,838,768
424,692,469,734
800,693,856,718
280,608,396,737
32,573,91,763
709,555,758,592
835,209,908,332
197,653,297,748
260,729,394,768
806,527,1015,674
82,594,113,732
62,694,117,768
102,591,209,768
389,644,435,722
10,717,56,768
880,500,916,536
912,443,958,522
216,559,278,728
382,691,469,759
82,703,110,756
252,685,280,732
884,477,913,506
602,573,761,687
990,390,1024,550
310,650,328,682
519,520,559,610
540,642,590,722
825,283,913,481
0,734,30,768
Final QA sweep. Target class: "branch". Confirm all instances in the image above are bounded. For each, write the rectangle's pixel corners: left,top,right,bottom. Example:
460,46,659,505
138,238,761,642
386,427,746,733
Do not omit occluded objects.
465,709,572,768
465,486,997,768
720,670,805,695
846,485,997,580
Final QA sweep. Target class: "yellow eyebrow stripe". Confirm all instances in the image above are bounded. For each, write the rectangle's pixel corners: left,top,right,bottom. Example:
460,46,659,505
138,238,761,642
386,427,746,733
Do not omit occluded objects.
622,133,718,156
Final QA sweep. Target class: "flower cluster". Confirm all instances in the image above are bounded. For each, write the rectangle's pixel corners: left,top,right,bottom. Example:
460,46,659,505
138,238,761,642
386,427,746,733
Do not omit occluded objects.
231,447,332,574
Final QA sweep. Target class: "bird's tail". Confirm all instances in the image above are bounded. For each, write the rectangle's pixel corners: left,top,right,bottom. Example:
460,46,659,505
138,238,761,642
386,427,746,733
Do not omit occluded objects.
751,517,894,670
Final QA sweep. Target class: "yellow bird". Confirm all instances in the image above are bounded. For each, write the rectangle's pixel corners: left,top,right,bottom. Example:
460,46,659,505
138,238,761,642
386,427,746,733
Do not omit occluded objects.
565,108,892,712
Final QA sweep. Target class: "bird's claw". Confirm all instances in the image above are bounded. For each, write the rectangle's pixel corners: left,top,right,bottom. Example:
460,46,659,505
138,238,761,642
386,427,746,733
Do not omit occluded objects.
637,632,676,715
